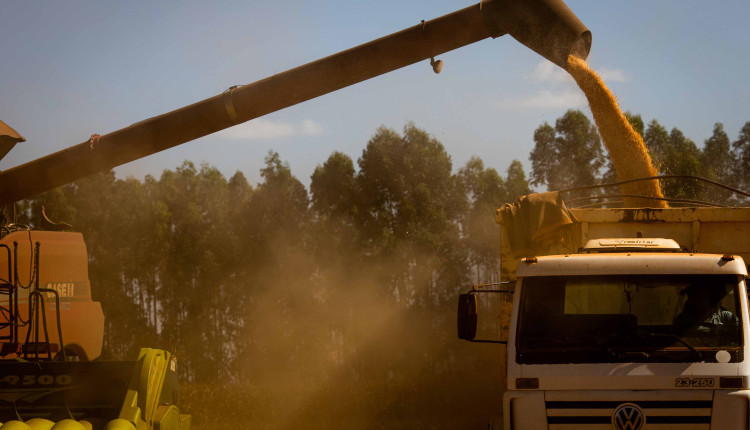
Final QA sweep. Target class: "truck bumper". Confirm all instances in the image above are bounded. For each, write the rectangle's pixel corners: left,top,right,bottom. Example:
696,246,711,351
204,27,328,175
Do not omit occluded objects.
502,389,749,429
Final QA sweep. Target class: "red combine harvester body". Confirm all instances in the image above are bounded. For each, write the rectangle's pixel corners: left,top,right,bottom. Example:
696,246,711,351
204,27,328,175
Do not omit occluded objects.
1,231,103,361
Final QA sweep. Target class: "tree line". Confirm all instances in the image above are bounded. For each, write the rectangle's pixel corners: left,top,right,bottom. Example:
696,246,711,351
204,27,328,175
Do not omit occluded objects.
17,112,750,429
530,110,750,204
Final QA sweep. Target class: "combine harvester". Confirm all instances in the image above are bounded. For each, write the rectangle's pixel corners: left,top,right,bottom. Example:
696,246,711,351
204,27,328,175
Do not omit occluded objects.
0,0,592,428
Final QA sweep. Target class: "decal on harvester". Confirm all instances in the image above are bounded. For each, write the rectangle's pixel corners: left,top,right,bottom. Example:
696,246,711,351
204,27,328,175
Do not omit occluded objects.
1,374,73,386
43,282,75,298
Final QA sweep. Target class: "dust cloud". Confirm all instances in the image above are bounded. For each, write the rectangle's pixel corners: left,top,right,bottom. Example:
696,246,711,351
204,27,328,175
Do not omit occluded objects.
180,240,502,430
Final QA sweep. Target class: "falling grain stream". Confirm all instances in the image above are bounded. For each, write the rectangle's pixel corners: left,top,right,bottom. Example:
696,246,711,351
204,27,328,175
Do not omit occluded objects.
567,55,667,208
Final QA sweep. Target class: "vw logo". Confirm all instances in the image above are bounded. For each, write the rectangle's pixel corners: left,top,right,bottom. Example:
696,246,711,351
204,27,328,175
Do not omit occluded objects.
612,403,646,430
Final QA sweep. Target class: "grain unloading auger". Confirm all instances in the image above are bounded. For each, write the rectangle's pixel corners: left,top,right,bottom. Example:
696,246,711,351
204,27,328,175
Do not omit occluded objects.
0,1,590,428
0,0,590,206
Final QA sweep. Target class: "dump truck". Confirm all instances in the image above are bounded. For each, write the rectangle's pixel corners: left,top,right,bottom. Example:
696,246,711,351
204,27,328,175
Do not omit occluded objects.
458,188,750,429
0,1,592,428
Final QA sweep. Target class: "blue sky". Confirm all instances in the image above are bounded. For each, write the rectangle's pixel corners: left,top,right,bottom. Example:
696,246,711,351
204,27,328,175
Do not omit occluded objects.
1,0,749,188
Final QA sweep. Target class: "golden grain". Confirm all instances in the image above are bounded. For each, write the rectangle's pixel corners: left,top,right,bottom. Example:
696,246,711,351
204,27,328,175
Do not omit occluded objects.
567,55,667,208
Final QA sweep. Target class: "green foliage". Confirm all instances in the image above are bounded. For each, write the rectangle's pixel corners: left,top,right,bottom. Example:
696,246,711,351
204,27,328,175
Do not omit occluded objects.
309,152,360,275
700,123,735,203
355,123,466,305
457,157,505,283
733,121,750,193
310,151,355,219
242,151,309,255
701,122,733,184
529,109,605,193
505,160,532,202
625,112,645,137
645,120,703,200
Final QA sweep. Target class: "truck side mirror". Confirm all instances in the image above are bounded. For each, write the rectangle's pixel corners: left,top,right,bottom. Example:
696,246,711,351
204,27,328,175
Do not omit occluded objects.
457,293,478,340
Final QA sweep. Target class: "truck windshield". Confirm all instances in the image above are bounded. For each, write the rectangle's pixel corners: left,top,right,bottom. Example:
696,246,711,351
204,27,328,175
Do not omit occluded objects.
516,274,742,364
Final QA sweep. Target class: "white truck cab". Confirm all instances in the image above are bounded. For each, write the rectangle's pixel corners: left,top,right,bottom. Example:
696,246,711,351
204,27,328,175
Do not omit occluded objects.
458,204,750,430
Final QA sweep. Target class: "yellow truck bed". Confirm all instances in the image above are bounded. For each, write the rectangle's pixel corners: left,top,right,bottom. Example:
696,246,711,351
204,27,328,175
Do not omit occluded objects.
498,206,750,282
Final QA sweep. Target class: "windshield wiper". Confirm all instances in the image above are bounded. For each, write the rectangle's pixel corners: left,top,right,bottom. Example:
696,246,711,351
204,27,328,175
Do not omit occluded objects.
523,333,702,362
642,332,702,362
593,337,624,360
529,335,623,360
596,331,702,362
522,338,580,349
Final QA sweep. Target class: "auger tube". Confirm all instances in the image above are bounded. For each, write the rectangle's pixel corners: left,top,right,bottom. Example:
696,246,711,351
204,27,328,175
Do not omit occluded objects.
0,0,589,206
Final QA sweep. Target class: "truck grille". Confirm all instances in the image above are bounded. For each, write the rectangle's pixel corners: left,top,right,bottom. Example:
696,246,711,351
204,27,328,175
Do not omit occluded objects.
545,397,712,429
